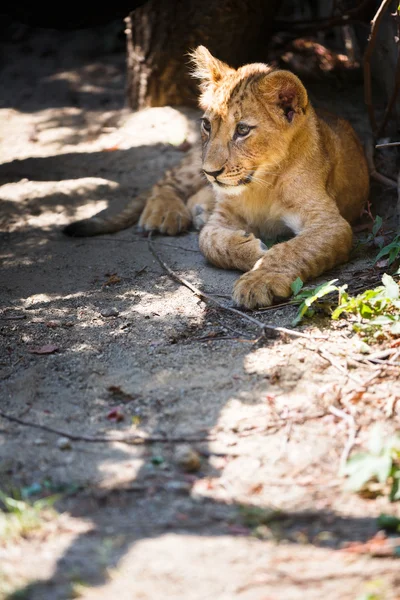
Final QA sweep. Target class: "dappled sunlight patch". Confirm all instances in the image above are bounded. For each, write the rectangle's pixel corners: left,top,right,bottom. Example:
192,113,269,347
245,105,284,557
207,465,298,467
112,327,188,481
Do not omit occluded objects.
0,178,114,230
0,513,94,597
132,285,203,319
97,457,144,489
69,342,100,355
119,106,199,149
244,346,288,377
215,397,273,436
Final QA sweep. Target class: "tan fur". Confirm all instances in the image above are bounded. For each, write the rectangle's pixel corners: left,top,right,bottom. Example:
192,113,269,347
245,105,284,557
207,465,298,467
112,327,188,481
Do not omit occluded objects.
64,45,369,311
191,46,369,308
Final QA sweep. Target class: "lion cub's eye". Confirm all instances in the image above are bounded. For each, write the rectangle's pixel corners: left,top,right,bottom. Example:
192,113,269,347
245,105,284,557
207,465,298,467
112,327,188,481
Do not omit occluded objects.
235,123,251,137
201,118,211,133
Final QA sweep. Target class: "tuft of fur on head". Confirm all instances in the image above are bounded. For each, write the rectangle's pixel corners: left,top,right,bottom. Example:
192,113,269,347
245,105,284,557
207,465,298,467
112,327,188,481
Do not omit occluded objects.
189,45,234,108
189,46,232,85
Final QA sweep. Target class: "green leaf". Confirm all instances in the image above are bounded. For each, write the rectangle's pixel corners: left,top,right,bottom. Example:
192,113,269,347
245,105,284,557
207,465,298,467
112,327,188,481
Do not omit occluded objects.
375,236,400,263
389,475,400,502
377,513,400,531
389,245,400,265
290,277,303,296
372,215,383,237
367,424,385,455
343,453,392,491
382,273,399,299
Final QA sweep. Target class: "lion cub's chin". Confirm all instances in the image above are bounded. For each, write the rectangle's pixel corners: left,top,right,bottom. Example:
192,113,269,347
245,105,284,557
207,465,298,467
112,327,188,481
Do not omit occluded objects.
213,183,247,197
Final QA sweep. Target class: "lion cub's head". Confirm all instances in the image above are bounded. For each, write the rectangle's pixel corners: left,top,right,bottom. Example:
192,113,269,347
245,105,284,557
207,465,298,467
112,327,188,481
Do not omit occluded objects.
191,46,310,196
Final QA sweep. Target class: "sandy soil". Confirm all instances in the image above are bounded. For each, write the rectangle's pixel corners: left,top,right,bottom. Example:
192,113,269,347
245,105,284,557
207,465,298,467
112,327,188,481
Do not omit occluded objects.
0,21,400,600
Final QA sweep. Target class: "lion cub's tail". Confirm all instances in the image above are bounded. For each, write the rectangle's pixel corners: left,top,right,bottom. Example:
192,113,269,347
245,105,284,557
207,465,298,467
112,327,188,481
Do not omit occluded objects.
63,191,149,237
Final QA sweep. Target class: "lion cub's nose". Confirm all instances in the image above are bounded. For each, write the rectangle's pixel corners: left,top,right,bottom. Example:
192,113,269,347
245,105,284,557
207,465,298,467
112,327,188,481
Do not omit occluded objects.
203,167,225,179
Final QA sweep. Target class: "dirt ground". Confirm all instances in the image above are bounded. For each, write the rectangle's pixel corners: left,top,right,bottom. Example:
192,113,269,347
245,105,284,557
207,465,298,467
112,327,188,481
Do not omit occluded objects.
1,21,400,600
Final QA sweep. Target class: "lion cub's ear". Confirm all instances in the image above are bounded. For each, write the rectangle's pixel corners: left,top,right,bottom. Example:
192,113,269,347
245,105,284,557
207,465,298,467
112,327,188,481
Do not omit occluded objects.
190,46,234,109
261,71,308,123
190,45,232,84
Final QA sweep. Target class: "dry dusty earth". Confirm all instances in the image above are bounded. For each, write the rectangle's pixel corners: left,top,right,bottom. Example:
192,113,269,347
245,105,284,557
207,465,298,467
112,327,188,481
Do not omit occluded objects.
0,21,400,600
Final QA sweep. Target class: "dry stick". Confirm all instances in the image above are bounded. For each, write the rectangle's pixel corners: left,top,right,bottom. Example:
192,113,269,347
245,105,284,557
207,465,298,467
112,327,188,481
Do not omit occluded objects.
147,233,312,340
329,405,358,468
365,135,398,188
376,141,400,148
0,410,212,445
364,0,393,134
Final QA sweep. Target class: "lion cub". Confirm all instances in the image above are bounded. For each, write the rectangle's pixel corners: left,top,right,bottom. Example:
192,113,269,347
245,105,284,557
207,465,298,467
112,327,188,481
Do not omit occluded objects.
191,46,369,308
65,46,369,309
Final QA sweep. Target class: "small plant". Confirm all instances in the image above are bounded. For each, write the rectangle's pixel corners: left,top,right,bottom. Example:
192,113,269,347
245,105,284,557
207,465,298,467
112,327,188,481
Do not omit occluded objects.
342,425,400,501
375,232,400,267
291,273,400,336
290,278,345,325
332,273,400,335
0,490,59,542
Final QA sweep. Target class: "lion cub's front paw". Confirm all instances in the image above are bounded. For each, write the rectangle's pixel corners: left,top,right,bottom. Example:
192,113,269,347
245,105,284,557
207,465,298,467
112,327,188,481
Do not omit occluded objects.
232,269,293,309
139,192,191,235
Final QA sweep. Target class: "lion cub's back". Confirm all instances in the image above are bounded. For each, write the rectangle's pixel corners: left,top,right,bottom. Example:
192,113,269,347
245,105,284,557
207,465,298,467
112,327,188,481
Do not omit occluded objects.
316,109,369,223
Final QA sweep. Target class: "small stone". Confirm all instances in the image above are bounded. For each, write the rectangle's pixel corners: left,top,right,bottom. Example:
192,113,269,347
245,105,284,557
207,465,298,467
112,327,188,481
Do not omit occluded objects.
174,445,201,473
101,307,119,318
164,480,191,494
57,437,72,450
34,438,46,446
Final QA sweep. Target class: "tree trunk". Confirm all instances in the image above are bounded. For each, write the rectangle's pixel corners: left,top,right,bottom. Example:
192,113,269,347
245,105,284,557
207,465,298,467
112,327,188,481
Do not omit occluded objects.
126,0,279,110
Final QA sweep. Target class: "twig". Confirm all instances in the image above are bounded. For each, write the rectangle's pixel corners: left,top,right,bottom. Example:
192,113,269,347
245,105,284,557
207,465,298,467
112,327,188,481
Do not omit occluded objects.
148,233,313,340
329,405,358,469
189,335,254,343
376,141,400,148
312,346,363,385
365,135,398,188
364,0,393,134
255,299,301,314
0,410,212,445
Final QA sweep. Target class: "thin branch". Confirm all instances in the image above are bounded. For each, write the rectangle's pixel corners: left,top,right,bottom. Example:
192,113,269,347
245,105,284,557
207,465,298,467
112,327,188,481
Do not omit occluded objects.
0,409,211,445
364,0,393,134
365,135,398,188
148,233,313,340
329,405,358,469
376,141,400,148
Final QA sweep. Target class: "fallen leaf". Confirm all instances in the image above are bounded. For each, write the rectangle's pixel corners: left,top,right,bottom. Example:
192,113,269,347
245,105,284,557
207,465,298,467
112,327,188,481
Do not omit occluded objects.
29,344,59,355
376,259,389,268
103,273,121,287
107,385,137,403
103,144,119,152
106,408,125,422
249,483,264,495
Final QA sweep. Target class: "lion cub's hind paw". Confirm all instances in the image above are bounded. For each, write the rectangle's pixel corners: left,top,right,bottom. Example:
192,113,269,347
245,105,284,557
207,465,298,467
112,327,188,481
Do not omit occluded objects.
139,195,191,235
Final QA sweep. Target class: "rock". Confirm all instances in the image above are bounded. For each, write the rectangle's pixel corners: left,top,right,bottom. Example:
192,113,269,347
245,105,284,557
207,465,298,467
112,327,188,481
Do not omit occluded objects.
101,307,119,318
57,437,72,450
164,480,191,494
34,438,46,446
174,445,201,473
